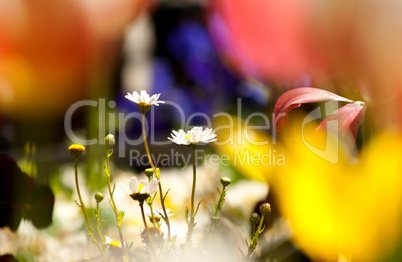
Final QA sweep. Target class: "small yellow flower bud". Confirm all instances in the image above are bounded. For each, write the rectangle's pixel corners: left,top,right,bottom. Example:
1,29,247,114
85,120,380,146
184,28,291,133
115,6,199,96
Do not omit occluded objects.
250,212,260,225
95,192,104,203
259,203,271,216
68,144,85,159
220,177,231,187
105,134,115,147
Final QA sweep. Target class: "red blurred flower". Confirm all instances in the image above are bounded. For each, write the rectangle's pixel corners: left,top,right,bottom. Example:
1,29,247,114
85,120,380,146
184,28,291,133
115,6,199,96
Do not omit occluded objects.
207,0,326,82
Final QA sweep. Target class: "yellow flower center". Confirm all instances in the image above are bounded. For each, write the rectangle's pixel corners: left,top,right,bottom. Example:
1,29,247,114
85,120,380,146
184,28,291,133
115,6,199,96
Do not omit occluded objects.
68,144,85,152
108,241,121,247
68,143,85,158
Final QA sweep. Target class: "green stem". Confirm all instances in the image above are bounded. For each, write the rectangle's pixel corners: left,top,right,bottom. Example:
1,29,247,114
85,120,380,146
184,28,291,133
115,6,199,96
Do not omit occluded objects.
142,113,171,240
213,186,227,217
186,145,197,245
94,203,109,261
140,201,158,262
74,159,91,230
95,202,102,238
246,214,265,258
142,114,156,171
190,145,197,219
106,150,126,252
75,159,105,258
210,185,227,232
158,183,170,238
149,202,157,228
251,224,256,238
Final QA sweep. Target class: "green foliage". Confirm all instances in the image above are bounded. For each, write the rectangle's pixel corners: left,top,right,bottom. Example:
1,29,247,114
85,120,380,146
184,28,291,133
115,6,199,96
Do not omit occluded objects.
117,211,125,228
18,141,37,178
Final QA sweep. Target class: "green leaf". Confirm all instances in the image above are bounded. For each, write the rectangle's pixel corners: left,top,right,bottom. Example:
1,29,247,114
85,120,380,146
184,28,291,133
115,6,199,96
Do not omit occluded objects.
163,188,171,201
194,201,202,216
259,225,266,234
73,196,81,207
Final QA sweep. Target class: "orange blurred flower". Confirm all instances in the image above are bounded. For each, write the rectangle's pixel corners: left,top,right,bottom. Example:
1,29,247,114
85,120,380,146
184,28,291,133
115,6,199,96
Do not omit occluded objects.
0,0,149,119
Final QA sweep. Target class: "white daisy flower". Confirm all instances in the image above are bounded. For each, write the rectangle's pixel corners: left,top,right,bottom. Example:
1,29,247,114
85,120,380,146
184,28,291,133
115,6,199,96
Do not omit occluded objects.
125,90,164,113
168,129,191,145
125,176,158,201
168,127,217,145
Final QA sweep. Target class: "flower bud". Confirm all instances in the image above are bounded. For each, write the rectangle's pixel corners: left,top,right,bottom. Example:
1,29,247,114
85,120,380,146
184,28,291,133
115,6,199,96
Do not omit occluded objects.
105,134,115,147
145,168,160,180
220,177,231,187
250,212,260,225
95,192,104,203
259,203,271,216
68,144,85,159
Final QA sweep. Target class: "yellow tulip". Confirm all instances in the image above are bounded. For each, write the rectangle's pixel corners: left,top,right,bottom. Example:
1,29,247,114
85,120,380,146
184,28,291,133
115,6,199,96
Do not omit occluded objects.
214,115,402,261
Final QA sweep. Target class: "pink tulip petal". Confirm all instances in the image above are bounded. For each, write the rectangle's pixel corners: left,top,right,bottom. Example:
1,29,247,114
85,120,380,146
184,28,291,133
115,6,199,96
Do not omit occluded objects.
273,87,353,131
313,102,366,140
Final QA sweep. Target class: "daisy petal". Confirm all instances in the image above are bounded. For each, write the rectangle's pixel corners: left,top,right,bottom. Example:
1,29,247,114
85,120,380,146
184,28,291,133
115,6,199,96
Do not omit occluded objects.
129,177,139,193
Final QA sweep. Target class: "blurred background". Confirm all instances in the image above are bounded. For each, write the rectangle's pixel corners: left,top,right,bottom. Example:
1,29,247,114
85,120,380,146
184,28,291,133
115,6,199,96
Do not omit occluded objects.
2,0,402,261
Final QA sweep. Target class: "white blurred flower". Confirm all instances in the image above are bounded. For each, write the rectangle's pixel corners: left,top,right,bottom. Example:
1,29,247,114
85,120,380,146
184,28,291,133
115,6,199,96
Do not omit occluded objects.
125,90,165,107
125,176,158,201
168,129,190,145
168,127,217,145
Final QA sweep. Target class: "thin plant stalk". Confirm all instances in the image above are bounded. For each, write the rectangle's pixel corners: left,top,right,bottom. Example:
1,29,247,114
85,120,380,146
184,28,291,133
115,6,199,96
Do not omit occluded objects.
105,149,126,251
140,201,158,262
94,202,109,261
74,159,105,257
74,159,91,229
141,113,171,240
186,145,197,245
210,181,230,233
95,201,103,240
148,198,158,228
